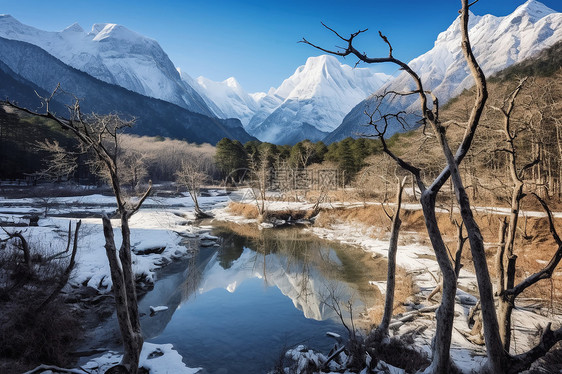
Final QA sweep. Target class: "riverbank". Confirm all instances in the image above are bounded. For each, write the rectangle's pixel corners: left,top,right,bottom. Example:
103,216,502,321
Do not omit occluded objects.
213,197,562,372
0,188,228,373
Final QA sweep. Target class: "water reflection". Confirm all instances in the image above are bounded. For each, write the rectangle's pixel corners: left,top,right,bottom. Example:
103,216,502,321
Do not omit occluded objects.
140,223,385,374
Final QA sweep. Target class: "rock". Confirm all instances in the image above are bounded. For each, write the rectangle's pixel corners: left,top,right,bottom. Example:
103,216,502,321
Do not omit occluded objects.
200,233,219,240
200,240,217,247
150,305,169,316
29,215,39,226
134,246,166,255
147,348,165,359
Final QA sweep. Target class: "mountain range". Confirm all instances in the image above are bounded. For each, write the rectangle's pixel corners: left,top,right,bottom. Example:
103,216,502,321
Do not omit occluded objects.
0,0,560,145
325,0,562,143
0,36,255,144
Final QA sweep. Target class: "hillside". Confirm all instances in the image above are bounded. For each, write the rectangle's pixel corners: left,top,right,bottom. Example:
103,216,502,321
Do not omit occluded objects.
364,39,562,204
0,37,255,145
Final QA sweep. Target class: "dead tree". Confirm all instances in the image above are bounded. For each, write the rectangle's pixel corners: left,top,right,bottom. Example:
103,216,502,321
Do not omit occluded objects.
502,193,562,373
302,1,505,372
4,87,151,374
486,78,562,361
377,177,406,338
247,146,271,219
490,78,538,351
175,155,212,218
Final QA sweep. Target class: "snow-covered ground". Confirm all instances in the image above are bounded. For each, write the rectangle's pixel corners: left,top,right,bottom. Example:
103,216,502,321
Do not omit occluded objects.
0,189,230,374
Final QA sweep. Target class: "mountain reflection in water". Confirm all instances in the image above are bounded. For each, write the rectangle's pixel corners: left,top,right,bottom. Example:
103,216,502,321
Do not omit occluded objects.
141,223,385,374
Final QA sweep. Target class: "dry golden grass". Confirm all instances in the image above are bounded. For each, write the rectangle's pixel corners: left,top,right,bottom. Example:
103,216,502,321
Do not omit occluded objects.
365,266,416,327
227,202,259,219
227,202,318,221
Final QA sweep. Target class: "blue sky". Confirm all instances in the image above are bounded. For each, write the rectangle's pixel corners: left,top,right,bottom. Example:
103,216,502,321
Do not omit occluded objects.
2,0,560,93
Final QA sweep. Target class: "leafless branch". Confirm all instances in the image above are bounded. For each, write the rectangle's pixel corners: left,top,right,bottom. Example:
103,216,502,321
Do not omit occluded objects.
504,193,562,298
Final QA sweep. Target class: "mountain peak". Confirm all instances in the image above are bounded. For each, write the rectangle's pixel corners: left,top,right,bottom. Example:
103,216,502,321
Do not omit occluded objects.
0,14,24,29
0,14,16,21
62,22,84,34
90,23,145,42
224,77,241,89
304,54,340,69
512,0,556,22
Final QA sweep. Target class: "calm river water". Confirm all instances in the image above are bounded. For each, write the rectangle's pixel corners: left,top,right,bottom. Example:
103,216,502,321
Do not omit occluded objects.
139,223,385,374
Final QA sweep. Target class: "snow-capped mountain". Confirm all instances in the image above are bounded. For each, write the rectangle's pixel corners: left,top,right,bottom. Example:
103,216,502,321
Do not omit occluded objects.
325,0,562,143
0,36,256,144
246,55,391,145
0,15,214,116
190,75,261,127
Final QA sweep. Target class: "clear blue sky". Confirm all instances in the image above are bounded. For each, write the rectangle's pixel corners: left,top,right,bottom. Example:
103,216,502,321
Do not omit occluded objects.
2,0,560,93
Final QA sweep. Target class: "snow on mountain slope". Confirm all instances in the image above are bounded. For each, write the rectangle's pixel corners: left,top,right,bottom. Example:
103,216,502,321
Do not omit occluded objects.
0,15,214,116
178,69,227,118
247,55,391,145
191,75,261,126
325,0,562,144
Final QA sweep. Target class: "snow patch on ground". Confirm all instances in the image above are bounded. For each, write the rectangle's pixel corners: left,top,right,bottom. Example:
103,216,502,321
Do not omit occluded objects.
80,343,200,373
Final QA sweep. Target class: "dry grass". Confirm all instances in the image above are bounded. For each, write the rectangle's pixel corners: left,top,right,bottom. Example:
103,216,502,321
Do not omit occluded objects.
365,266,416,326
227,202,318,222
0,237,82,371
315,206,390,234
227,202,259,219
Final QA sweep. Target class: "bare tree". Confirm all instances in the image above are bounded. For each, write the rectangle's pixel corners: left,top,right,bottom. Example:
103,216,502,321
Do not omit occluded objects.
175,154,212,218
5,87,151,374
377,177,406,338
247,146,271,219
302,2,492,370
484,78,562,365
120,148,149,192
490,78,535,350
34,139,78,181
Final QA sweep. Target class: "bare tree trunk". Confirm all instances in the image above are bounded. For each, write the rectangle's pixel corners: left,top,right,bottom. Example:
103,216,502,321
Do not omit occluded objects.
378,178,406,337
495,218,508,293
437,128,506,372
102,215,143,373
420,191,457,373
118,215,144,371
